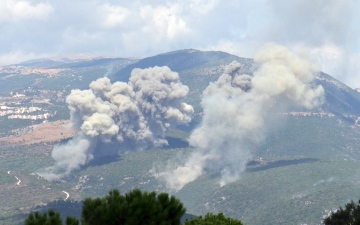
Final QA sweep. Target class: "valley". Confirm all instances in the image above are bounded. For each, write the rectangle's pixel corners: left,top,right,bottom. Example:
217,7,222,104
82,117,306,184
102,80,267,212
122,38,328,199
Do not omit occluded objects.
1,49,360,225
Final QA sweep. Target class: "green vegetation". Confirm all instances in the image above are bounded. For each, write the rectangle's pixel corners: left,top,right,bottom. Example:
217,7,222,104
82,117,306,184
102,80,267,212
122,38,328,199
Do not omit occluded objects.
323,200,360,225
0,74,43,95
3,117,360,225
2,50,360,225
184,213,243,225
24,189,245,225
25,210,78,225
25,210,62,225
82,189,186,225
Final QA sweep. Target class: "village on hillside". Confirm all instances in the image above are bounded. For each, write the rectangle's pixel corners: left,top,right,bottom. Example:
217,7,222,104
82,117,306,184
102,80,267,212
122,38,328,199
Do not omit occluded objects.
0,88,64,121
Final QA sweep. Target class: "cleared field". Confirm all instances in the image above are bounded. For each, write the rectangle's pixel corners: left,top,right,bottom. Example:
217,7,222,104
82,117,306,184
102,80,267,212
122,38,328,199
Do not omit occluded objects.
0,120,76,147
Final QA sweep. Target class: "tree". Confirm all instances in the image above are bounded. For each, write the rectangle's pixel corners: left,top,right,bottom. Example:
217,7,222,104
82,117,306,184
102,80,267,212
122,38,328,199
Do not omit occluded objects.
25,209,78,225
184,213,244,225
81,189,186,225
323,200,360,225
65,217,79,225
25,189,245,225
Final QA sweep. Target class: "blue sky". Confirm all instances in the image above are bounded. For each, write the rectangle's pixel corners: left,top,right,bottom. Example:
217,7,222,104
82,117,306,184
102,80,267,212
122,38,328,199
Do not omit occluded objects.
1,0,360,87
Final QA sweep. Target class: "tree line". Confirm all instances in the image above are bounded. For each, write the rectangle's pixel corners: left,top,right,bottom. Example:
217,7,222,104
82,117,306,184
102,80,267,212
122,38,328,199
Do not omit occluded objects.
25,187,360,225
24,189,243,225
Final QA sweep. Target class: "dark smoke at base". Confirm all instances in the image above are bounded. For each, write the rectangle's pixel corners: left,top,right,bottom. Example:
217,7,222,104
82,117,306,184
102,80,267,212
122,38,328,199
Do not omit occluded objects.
155,44,325,191
39,66,193,180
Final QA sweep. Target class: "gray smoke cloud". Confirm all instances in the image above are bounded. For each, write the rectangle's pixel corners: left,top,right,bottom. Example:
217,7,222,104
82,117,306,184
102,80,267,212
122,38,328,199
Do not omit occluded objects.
262,0,360,88
157,44,324,191
40,66,193,180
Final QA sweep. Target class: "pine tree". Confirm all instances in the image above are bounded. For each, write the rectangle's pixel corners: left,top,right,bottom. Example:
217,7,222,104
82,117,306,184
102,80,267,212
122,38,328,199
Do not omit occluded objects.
24,189,245,225
25,209,63,225
324,200,360,225
81,189,186,225
184,213,244,225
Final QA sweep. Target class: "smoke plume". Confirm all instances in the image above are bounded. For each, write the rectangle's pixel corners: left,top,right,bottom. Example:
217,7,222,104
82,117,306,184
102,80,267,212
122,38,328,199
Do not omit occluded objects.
158,44,324,191
40,66,193,180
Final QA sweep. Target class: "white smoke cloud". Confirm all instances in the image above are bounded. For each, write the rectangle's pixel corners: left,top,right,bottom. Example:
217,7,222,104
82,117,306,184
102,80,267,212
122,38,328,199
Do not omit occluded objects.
157,44,324,191
40,66,193,180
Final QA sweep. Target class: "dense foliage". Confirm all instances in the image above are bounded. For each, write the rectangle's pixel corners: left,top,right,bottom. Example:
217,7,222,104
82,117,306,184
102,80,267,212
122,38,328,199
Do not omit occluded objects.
81,189,186,225
25,189,188,225
24,209,78,225
323,200,360,225
184,213,243,225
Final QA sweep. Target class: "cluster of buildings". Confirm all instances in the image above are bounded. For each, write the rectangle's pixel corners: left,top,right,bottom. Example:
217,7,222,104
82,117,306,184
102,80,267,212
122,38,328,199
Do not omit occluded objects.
0,105,54,120
8,113,52,120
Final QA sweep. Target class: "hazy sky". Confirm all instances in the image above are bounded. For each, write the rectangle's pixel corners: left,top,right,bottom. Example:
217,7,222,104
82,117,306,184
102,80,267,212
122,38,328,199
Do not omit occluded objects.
1,0,360,87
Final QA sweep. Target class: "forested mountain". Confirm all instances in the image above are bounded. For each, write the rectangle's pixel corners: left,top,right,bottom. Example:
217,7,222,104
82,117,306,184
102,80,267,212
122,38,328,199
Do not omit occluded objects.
1,49,360,225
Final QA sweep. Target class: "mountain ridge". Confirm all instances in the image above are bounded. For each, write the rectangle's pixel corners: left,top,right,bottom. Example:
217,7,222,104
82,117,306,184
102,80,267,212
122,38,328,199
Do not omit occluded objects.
0,49,360,225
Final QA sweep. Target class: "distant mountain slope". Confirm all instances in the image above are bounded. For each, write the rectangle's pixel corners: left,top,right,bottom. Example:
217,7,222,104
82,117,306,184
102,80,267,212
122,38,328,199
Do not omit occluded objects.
56,57,137,69
112,49,246,81
18,54,107,68
0,57,136,96
316,72,360,119
19,59,70,68
112,49,360,122
3,49,360,122
111,49,253,113
2,49,360,225
18,56,138,70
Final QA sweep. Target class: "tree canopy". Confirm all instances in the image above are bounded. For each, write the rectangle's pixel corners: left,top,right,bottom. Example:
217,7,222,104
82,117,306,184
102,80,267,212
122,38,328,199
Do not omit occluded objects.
323,200,360,225
81,188,186,225
184,213,244,225
25,189,188,225
25,189,246,225
24,209,78,225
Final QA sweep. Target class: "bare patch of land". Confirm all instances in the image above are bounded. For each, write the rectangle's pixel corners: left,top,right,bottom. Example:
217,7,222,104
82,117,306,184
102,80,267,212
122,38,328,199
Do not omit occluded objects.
0,120,76,147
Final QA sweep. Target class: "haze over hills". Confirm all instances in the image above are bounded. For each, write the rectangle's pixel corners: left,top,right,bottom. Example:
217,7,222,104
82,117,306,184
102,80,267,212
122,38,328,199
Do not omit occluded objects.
1,48,360,225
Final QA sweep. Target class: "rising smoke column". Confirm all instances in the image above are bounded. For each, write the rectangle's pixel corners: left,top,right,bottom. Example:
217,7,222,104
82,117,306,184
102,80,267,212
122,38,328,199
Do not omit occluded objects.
40,66,193,180
158,44,324,191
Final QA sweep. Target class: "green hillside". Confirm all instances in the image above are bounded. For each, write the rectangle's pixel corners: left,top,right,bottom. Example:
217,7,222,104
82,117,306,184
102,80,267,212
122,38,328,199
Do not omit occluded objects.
1,49,360,224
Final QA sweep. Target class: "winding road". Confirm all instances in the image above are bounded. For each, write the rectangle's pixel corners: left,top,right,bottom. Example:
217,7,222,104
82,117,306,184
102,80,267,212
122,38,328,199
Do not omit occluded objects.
62,191,70,201
7,170,21,185
8,171,70,201
14,176,21,185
